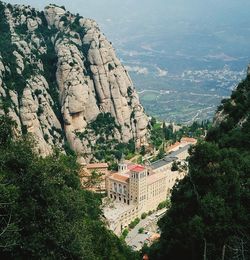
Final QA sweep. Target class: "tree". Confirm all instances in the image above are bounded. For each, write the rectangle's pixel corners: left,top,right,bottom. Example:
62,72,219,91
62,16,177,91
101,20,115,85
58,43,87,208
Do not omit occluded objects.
0,115,16,146
140,145,146,156
148,142,250,260
82,170,103,189
171,161,179,171
138,228,144,234
0,116,138,259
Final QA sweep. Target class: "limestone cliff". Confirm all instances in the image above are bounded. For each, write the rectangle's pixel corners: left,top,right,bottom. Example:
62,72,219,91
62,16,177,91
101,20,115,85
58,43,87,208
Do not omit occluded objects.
0,2,149,162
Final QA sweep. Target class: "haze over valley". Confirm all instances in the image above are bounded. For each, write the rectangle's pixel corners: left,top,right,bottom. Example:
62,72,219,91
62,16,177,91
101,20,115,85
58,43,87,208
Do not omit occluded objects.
8,0,250,123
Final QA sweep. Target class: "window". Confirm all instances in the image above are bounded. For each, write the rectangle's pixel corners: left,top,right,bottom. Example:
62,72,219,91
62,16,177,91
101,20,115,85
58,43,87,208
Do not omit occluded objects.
119,184,122,193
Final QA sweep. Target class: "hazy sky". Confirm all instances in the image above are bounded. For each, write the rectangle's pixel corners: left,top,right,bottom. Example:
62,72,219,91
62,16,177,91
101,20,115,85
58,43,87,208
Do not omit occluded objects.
5,0,250,123
6,0,250,72
7,0,250,39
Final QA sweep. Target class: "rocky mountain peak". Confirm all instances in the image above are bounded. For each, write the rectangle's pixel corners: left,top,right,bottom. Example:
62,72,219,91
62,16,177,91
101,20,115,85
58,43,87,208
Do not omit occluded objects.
0,2,149,162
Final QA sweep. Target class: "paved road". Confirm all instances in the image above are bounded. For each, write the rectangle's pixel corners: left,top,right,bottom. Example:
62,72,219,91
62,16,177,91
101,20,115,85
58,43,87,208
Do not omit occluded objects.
125,209,166,251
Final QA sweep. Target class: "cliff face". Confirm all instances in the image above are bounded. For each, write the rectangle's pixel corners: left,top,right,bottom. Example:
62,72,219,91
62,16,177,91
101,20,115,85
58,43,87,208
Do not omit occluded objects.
0,2,149,161
213,65,250,128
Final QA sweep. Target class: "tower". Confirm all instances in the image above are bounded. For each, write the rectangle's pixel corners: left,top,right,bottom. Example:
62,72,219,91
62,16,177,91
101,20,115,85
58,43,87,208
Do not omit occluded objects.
118,154,128,172
129,165,147,210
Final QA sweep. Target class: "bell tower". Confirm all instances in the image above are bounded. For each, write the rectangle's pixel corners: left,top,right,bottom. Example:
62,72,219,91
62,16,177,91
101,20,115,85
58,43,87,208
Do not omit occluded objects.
118,154,128,173
129,165,147,209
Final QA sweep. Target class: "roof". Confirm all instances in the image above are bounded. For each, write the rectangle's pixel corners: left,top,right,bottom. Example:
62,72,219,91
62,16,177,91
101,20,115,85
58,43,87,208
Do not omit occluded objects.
151,144,191,170
130,165,145,172
181,137,197,143
167,141,181,152
103,201,136,222
110,173,129,183
147,170,167,185
128,164,137,170
151,156,176,170
168,144,191,157
86,163,108,169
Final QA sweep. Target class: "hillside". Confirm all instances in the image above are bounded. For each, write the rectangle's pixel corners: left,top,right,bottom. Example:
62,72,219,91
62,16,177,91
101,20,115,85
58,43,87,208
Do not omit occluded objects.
0,2,148,162
146,70,250,259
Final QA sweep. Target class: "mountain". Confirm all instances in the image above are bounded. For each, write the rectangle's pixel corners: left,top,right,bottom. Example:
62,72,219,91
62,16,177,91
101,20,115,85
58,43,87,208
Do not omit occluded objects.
146,68,250,259
0,2,148,162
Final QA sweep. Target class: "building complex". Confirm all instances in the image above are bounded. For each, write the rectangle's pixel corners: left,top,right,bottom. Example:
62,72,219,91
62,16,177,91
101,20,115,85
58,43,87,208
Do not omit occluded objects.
104,140,195,235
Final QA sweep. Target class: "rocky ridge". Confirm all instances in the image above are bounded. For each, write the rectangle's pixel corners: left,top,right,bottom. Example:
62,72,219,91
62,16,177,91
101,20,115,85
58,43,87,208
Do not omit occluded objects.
0,2,149,162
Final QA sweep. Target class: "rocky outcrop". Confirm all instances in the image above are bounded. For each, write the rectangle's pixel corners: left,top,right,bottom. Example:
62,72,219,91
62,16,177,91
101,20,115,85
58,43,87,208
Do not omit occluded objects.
0,3,149,161
213,67,250,127
247,64,250,77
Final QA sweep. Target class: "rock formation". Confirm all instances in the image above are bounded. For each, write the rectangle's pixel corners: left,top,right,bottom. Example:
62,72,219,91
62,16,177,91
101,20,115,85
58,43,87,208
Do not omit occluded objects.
0,2,149,162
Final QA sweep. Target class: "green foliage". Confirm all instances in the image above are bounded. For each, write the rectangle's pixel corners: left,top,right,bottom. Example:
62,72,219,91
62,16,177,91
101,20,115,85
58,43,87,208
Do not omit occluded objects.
108,63,115,71
150,120,210,150
141,212,147,219
157,199,171,210
127,86,133,97
0,6,25,98
15,23,27,34
155,147,165,161
149,142,250,259
43,133,49,141
140,145,146,156
89,113,120,136
0,116,138,259
37,105,44,116
171,160,179,171
0,115,16,146
120,228,129,240
148,210,153,215
34,89,42,96
77,113,135,163
147,75,250,259
82,170,103,189
207,76,250,151
150,122,164,148
62,141,76,157
129,218,140,229
108,162,118,171
138,227,144,234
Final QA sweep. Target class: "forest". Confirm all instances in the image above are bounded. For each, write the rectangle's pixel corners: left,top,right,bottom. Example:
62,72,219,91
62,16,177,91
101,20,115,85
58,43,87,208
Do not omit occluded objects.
145,75,250,259
0,116,138,259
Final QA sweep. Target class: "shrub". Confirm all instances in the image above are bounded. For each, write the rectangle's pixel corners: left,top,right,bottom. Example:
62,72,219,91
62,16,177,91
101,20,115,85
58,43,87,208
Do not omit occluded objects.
138,228,144,234
129,218,140,229
171,161,179,171
120,228,129,240
157,199,171,210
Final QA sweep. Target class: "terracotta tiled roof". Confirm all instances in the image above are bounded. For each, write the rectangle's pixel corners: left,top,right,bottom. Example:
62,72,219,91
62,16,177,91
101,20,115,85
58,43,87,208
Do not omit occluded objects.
181,137,197,143
128,164,136,170
110,173,129,183
167,142,181,152
150,233,160,241
130,165,145,172
86,163,108,169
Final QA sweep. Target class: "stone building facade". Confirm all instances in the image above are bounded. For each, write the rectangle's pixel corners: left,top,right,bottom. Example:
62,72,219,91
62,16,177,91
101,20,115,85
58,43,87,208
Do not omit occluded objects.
104,144,191,235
